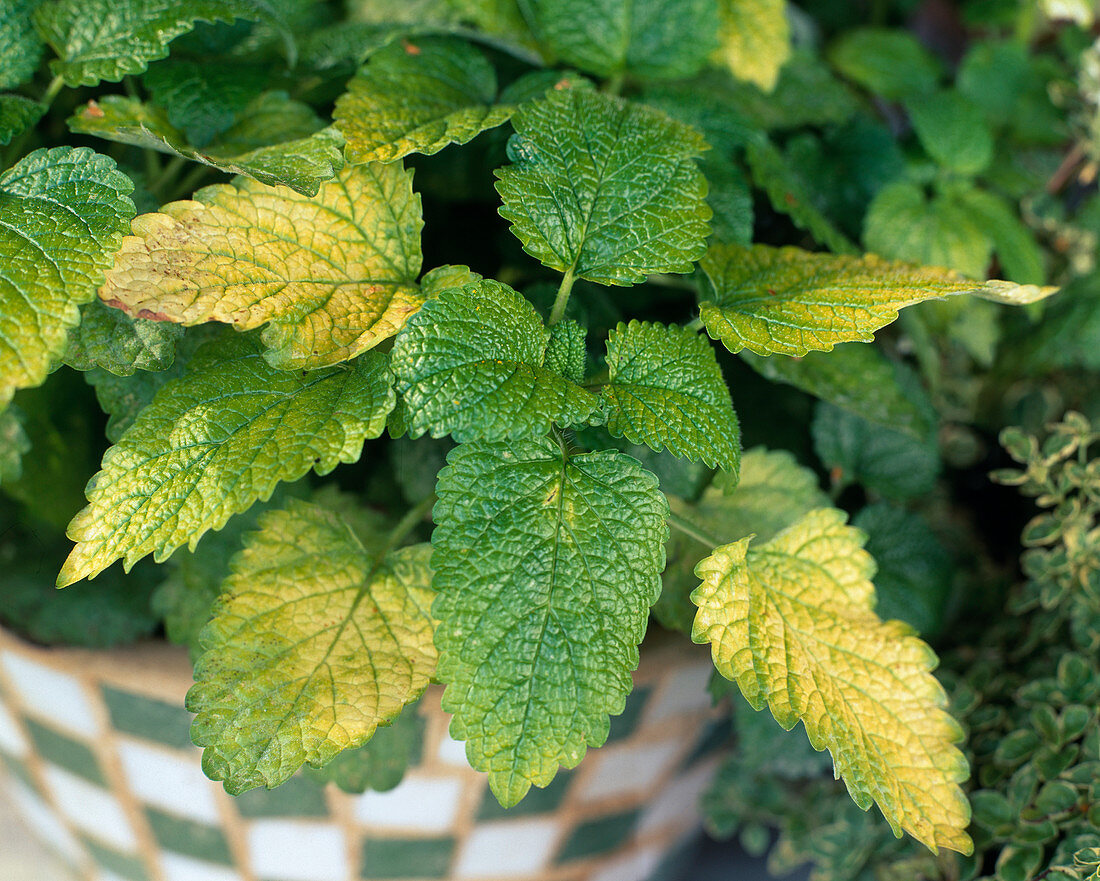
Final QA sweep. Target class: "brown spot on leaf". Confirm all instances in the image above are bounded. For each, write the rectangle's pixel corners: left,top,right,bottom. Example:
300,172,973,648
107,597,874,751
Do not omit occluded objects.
82,101,104,119
402,39,421,55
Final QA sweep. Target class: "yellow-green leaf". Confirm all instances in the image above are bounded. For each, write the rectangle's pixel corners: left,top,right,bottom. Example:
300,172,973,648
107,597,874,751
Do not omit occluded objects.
714,0,791,91
188,499,436,794
97,162,423,370
59,337,395,586
699,242,1057,357
691,507,973,855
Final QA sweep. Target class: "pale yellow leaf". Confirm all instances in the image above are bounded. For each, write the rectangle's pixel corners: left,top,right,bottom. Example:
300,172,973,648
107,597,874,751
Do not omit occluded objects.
714,0,791,92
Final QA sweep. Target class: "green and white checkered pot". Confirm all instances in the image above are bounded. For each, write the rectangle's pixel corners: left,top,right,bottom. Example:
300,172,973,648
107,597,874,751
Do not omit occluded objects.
0,626,723,881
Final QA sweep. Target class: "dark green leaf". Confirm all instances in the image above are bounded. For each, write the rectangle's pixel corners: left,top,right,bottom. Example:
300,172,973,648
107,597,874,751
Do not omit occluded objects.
0,0,45,90
64,299,183,375
306,706,425,793
0,94,46,145
828,27,941,100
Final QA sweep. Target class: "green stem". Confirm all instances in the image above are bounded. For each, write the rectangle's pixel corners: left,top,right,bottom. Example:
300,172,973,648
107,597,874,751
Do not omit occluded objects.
385,493,437,553
171,163,214,200
603,71,624,96
668,511,723,549
549,265,576,326
41,74,66,108
150,155,186,200
686,316,704,333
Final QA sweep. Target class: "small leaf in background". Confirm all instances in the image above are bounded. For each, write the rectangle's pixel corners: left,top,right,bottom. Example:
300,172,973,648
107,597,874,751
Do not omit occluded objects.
0,406,30,485
97,161,421,369
827,27,942,100
658,447,827,633
0,146,135,409
143,59,268,146
691,508,973,855
70,94,345,197
713,0,791,91
495,88,711,286
602,320,741,473
740,343,933,438
391,279,599,441
35,0,275,86
852,502,953,637
306,704,425,793
906,91,994,176
812,401,940,500
433,438,668,806
0,94,46,146
188,500,437,793
954,188,1045,285
524,0,719,81
701,154,754,245
64,300,183,376
698,242,1048,358
335,37,515,164
59,338,395,585
0,0,45,90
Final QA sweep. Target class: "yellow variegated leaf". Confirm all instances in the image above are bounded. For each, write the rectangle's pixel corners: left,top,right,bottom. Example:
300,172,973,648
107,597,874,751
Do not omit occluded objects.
699,242,1058,357
714,0,791,91
691,507,973,855
98,162,423,370
188,499,437,794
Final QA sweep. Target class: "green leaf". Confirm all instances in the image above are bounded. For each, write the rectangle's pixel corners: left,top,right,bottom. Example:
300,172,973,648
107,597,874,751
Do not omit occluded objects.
305,704,425,793
495,88,712,286
70,94,345,197
827,28,941,100
335,37,514,164
906,91,993,176
0,94,46,146
188,499,437,794
0,0,45,90
691,508,972,855
739,344,932,438
391,279,600,442
954,188,1045,285
0,146,135,409
602,321,740,473
744,137,857,255
812,401,940,500
96,161,422,370
701,154,754,245
64,300,183,375
713,0,791,91
143,59,268,147
698,242,1051,358
0,406,30,485
523,0,719,80
35,0,273,86
58,337,396,585
659,447,827,633
433,437,669,805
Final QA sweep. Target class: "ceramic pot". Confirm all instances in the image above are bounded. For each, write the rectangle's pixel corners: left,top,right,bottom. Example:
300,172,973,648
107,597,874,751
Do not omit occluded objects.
0,626,723,881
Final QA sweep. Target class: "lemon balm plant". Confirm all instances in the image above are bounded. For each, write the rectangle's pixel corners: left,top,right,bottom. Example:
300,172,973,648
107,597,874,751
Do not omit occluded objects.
0,0,1085,871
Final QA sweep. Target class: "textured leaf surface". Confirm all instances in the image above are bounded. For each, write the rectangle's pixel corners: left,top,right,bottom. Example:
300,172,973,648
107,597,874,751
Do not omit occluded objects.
391,280,599,441
603,321,740,472
714,0,791,91
143,59,268,147
335,37,514,164
658,447,826,633
306,705,425,793
35,0,270,86
698,242,1049,357
691,508,972,854
188,500,437,793
97,162,422,369
905,91,993,176
59,338,395,585
524,0,718,80
70,95,345,196
740,344,931,438
0,146,135,409
0,94,46,145
65,299,182,375
0,0,44,90
433,437,669,805
495,88,711,286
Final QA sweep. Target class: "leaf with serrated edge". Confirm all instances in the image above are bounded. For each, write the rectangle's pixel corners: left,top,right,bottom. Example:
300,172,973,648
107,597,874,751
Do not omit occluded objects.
58,337,395,586
305,704,425,793
35,0,272,86
691,508,972,854
65,299,182,375
70,95,345,197
0,146,135,409
97,162,422,370
699,242,1057,357
391,280,600,442
603,321,740,473
188,500,436,794
495,88,711,286
0,95,46,146
336,37,515,165
433,437,669,805
714,0,791,91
